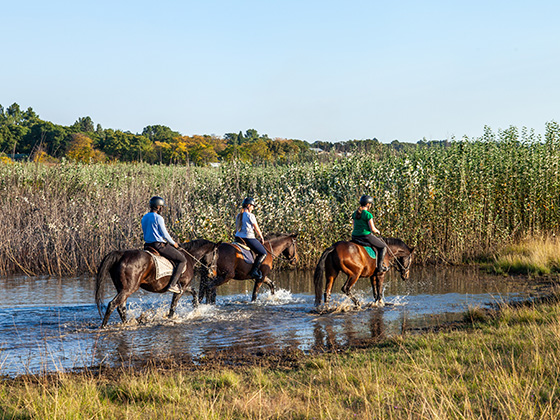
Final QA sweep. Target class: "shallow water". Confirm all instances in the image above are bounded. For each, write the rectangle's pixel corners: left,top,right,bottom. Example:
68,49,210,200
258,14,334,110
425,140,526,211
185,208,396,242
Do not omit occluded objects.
0,267,548,376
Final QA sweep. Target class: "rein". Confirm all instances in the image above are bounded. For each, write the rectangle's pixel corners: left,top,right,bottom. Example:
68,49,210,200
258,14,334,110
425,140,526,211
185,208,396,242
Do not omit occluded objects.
181,246,218,272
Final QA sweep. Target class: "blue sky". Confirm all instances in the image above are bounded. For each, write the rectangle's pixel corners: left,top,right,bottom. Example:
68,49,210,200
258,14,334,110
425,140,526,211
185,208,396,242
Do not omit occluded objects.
2,1,559,143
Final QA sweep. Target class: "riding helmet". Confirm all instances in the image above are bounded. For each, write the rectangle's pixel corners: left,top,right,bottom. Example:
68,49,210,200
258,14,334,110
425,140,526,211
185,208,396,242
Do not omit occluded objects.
359,195,374,206
149,196,165,209
242,197,256,208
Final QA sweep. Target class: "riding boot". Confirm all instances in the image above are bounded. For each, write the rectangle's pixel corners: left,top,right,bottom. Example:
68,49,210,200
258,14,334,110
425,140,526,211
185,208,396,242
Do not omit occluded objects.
249,254,266,280
377,247,389,272
167,266,183,294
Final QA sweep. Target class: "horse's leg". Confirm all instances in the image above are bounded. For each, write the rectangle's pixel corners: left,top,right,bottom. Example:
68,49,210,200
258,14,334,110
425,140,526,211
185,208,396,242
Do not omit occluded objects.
376,274,386,306
251,279,263,301
341,269,363,306
198,272,209,304
323,265,339,305
187,286,199,307
102,291,130,327
370,274,385,306
263,277,275,295
168,292,184,318
116,303,127,323
204,275,229,305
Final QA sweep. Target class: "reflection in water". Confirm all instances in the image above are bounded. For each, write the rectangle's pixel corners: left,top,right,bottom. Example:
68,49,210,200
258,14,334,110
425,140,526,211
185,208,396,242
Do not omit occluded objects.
0,267,549,376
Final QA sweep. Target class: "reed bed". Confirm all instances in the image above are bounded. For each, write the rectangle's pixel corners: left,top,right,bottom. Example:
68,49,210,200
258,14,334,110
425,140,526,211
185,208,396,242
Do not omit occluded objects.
492,235,560,275
1,122,559,275
2,299,560,419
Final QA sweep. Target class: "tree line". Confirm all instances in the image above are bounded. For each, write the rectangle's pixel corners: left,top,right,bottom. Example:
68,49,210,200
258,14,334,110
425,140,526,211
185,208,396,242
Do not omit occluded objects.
0,102,435,165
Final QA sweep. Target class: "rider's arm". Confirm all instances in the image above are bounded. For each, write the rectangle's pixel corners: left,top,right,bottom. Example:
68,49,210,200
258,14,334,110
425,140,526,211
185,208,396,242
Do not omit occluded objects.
157,214,178,247
368,218,381,235
253,222,265,243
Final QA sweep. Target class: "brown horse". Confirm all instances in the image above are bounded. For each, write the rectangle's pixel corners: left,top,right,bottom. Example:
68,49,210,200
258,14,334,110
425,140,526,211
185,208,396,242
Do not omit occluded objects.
199,233,298,304
314,237,414,307
95,239,219,327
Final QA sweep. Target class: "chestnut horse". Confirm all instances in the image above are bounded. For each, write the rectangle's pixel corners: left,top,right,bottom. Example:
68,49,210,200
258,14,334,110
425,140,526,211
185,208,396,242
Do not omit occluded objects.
199,233,298,304
314,237,414,307
95,239,219,327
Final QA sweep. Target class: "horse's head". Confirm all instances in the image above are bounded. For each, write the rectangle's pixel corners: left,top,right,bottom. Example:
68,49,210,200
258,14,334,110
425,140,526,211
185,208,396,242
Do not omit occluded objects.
180,239,220,278
395,248,414,280
385,238,414,280
282,233,298,265
265,233,298,265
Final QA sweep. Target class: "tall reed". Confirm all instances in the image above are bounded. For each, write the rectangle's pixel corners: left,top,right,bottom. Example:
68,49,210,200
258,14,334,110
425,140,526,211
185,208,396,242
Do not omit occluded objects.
0,122,559,275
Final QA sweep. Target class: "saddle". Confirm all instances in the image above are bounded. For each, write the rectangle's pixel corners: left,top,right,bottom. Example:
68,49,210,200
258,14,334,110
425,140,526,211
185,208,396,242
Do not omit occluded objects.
350,238,377,259
143,246,186,280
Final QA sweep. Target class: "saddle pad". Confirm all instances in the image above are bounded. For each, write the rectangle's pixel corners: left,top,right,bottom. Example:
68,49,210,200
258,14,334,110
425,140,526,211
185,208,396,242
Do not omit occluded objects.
231,243,254,264
145,251,186,280
363,246,376,259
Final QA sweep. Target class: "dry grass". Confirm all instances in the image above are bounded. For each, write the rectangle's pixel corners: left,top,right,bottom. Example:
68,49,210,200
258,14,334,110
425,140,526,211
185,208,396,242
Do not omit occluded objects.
493,236,560,275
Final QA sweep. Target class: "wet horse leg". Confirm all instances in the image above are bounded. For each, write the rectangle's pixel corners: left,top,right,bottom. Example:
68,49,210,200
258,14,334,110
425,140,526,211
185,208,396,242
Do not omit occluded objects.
168,291,183,318
370,273,385,306
251,278,264,301
251,276,274,301
323,264,339,305
205,275,230,305
264,277,275,295
341,270,362,306
102,290,131,327
168,286,198,318
116,303,127,323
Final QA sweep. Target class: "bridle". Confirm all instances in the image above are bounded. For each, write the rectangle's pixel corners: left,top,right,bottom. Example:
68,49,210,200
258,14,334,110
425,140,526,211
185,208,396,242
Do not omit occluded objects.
180,244,219,273
386,245,412,275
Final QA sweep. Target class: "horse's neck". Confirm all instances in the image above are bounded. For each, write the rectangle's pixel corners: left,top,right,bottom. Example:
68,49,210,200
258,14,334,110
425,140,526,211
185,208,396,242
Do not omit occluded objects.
267,236,289,252
388,245,406,258
185,243,211,258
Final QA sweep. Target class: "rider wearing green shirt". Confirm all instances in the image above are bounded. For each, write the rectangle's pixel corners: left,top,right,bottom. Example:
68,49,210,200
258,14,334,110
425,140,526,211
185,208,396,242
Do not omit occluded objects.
351,195,389,272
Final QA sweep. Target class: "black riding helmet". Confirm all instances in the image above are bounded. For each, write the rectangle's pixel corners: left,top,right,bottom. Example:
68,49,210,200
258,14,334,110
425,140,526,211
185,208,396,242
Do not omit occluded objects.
149,196,165,209
359,195,373,206
242,197,256,208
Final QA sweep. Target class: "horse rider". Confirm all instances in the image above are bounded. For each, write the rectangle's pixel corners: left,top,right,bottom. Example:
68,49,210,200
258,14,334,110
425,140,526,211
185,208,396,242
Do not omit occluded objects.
351,194,389,272
141,196,186,294
234,197,267,280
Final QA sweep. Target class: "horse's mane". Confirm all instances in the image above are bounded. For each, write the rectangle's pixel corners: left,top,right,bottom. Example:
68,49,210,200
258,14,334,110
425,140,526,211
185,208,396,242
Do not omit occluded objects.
264,233,295,241
181,238,216,251
382,237,412,251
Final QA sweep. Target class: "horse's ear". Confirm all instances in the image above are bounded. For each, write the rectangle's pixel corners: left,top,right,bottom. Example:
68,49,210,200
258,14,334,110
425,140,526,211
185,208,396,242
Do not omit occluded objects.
410,247,415,254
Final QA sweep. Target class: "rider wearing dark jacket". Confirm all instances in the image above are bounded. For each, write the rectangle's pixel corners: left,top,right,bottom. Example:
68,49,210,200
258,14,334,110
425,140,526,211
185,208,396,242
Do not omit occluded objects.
141,196,186,294
351,195,389,272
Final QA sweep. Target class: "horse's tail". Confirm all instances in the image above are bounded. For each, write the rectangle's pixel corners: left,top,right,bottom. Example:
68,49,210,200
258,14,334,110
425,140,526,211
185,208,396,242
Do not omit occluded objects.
95,251,123,318
313,245,335,306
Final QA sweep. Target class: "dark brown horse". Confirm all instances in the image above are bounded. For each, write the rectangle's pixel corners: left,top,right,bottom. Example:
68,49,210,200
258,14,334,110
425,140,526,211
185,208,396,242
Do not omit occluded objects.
199,233,298,304
314,237,414,307
95,239,219,327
